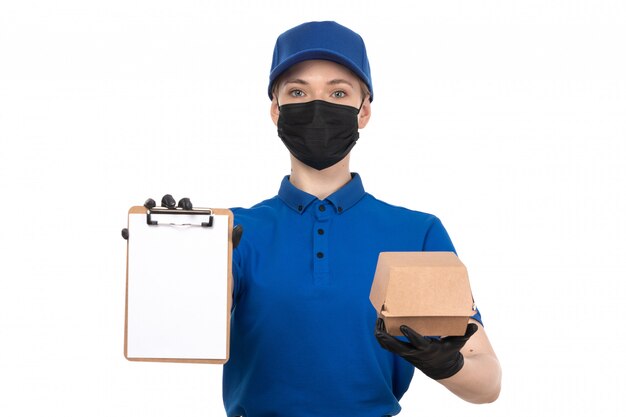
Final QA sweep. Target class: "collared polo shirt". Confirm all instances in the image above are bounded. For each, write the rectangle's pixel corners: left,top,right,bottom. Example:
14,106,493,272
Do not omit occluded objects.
223,172,482,417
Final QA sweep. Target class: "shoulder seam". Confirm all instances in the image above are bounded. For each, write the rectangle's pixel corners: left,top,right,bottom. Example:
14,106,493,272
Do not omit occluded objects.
364,193,437,218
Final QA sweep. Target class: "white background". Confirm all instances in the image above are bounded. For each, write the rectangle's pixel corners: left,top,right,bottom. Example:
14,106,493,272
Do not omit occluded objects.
1,1,624,415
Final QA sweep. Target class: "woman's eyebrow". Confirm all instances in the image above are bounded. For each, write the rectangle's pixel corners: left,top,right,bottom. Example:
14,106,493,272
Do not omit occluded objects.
283,78,309,85
327,79,354,88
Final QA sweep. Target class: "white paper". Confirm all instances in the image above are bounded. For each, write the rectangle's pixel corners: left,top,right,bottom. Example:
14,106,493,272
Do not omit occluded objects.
126,211,229,360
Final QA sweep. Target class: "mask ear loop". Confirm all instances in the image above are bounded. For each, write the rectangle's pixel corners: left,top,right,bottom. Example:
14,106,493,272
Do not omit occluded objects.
357,96,366,113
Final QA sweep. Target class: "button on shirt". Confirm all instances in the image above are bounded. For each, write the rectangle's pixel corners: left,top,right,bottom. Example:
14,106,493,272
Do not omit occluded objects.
224,172,482,417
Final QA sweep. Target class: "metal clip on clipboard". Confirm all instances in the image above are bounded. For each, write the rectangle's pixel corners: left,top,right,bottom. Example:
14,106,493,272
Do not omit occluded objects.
146,207,214,228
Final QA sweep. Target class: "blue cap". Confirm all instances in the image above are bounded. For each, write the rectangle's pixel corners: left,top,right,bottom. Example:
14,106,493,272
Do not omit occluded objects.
268,21,373,102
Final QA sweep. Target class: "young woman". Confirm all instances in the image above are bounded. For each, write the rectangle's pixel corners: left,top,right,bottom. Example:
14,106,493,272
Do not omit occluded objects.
134,20,501,417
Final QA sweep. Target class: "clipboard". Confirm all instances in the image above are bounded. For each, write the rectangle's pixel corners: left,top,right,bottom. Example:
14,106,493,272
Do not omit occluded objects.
124,205,233,364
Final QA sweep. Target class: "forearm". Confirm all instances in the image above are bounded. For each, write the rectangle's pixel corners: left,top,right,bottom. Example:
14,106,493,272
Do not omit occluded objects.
437,352,502,403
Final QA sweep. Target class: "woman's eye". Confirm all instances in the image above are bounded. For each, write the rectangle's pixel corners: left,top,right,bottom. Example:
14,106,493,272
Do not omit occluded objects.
290,89,305,97
332,91,346,98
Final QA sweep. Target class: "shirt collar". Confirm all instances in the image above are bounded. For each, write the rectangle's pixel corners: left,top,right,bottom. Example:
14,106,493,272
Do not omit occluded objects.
278,172,366,214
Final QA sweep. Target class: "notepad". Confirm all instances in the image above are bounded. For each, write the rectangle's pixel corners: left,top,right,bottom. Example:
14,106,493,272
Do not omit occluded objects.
124,206,233,364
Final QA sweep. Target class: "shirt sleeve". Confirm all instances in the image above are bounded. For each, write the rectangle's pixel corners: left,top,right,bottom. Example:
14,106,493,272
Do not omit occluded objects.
423,215,484,327
422,215,457,254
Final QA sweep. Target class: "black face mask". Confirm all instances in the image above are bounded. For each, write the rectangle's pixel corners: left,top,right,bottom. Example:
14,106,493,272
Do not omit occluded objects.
277,99,364,170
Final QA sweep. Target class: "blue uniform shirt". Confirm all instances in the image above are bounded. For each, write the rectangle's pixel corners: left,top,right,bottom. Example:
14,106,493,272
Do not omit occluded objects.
223,172,482,417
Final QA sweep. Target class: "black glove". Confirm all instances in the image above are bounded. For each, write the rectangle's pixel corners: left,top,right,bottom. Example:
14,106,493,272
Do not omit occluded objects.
121,195,243,249
375,318,478,380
